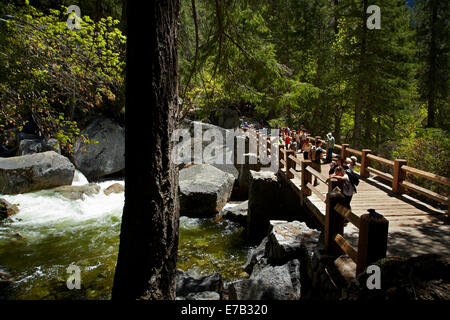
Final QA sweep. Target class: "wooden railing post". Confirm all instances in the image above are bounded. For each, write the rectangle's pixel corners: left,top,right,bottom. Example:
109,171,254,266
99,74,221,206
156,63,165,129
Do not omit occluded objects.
301,160,312,197
393,159,407,194
324,195,345,256
356,209,389,275
286,150,295,179
360,149,371,178
341,143,349,159
278,144,285,174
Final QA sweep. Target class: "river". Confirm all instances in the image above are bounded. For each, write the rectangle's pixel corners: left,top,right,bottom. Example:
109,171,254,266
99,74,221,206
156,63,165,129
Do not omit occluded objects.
0,172,250,299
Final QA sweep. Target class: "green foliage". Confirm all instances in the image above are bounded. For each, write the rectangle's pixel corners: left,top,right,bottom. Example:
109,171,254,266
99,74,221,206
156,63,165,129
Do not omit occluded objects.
393,128,450,199
0,4,126,154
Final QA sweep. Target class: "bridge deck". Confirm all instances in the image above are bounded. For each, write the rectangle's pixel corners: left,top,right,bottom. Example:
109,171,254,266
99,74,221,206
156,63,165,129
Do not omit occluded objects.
286,158,450,258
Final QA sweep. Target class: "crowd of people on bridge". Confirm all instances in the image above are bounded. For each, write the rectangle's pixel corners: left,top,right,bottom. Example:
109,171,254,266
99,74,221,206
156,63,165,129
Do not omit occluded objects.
276,125,358,209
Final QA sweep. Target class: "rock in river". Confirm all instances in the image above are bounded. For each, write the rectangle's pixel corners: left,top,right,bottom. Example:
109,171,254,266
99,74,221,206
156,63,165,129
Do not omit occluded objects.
265,220,321,264
220,200,248,225
228,259,301,300
179,164,234,217
0,151,74,194
52,184,101,200
0,198,19,220
73,117,125,181
176,269,223,298
104,183,125,195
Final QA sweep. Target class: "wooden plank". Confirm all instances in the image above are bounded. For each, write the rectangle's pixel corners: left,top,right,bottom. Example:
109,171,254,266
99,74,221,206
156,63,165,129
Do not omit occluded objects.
289,168,302,181
334,233,358,263
288,154,303,166
402,166,450,187
334,204,361,228
280,159,286,167
367,167,393,182
401,181,449,205
306,182,326,202
367,154,394,167
306,166,328,183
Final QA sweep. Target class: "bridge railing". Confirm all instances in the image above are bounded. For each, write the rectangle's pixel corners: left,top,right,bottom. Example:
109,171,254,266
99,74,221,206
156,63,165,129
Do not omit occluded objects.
304,135,449,217
278,145,389,275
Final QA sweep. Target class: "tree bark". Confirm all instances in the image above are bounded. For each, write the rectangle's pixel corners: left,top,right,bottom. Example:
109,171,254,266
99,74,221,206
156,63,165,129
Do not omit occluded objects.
112,0,180,300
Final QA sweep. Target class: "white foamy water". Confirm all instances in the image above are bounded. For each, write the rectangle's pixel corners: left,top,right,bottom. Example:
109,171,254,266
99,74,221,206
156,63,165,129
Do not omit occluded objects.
0,179,125,241
71,170,89,186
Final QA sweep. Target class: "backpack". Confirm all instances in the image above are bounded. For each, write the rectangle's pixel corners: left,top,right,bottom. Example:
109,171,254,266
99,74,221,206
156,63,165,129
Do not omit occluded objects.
311,146,321,162
346,168,359,192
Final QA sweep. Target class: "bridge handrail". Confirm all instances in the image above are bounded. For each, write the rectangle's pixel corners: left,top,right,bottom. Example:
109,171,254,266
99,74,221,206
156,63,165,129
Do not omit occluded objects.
276,155,389,276
256,128,449,215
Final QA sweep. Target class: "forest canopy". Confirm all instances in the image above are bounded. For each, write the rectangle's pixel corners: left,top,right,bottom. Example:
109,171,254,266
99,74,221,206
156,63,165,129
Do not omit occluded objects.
0,0,448,196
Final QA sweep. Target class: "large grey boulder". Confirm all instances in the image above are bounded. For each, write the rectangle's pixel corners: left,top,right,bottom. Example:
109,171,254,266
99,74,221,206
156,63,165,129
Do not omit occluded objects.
176,120,238,178
73,117,125,181
247,170,280,244
265,220,321,264
228,259,301,300
234,153,260,199
179,164,234,217
0,151,74,194
18,138,61,156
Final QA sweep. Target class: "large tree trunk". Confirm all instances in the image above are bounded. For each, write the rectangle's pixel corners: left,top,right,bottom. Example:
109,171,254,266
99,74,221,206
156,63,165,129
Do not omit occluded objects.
112,0,180,300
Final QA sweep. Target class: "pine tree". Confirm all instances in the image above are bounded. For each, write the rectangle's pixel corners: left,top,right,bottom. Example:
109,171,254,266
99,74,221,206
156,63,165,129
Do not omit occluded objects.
414,0,449,129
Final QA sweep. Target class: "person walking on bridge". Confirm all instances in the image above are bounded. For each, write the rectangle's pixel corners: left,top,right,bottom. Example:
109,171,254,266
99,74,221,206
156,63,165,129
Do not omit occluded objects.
325,132,335,164
309,140,324,186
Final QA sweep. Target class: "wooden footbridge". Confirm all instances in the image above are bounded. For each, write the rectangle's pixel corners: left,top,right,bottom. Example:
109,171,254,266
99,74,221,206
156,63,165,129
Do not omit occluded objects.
250,129,449,275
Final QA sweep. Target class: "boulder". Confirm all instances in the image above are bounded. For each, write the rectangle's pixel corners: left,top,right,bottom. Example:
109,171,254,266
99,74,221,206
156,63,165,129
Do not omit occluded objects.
221,201,248,225
18,138,61,156
104,183,125,195
0,151,75,194
179,164,234,217
247,170,280,244
176,120,238,179
73,117,125,181
229,259,301,300
265,220,321,264
52,184,101,200
0,198,19,220
233,153,260,199
176,269,223,298
347,254,450,300
243,236,268,274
